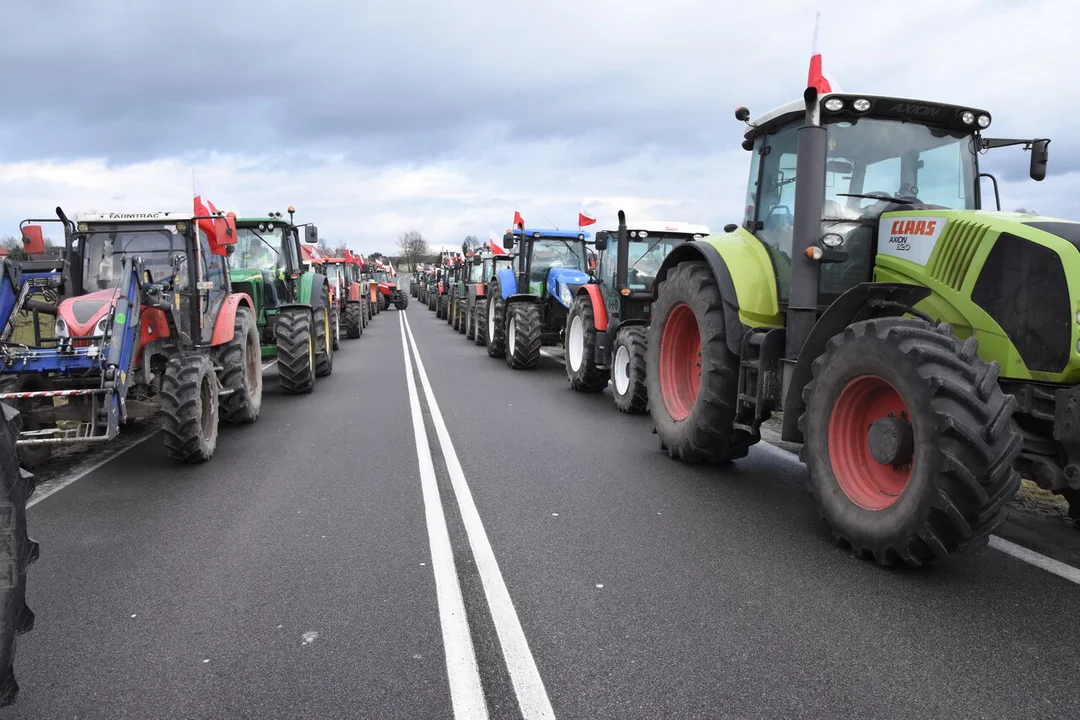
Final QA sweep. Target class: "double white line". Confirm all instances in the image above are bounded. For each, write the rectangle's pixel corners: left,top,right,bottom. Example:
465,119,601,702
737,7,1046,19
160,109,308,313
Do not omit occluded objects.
397,311,555,720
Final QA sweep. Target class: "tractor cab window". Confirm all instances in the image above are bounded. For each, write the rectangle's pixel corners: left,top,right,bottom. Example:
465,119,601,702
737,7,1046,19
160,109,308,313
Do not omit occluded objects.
236,227,285,273
616,232,691,290
197,228,227,290
753,126,799,301
529,237,584,283
469,262,484,283
80,226,185,291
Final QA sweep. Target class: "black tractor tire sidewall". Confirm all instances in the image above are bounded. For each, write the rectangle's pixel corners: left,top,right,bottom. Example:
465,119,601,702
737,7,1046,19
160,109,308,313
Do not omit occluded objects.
475,300,488,347
645,261,753,463
345,302,362,339
215,306,263,424
314,297,333,378
801,318,1023,565
612,326,649,414
161,352,219,463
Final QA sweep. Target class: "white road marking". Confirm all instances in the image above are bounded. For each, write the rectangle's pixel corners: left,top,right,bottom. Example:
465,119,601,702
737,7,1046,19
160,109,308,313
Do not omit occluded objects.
397,312,489,720
757,440,1080,586
403,312,556,720
29,360,279,508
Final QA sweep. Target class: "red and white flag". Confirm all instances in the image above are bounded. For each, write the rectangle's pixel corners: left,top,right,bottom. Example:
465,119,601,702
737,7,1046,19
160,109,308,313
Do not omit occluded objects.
512,210,524,229
193,172,234,256
578,204,596,228
807,13,842,94
488,228,507,255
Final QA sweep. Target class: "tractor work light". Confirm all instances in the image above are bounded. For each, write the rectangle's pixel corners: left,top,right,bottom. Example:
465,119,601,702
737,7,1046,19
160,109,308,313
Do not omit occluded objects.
960,111,975,125
1076,337,1080,354
175,222,187,233
533,232,541,238
577,233,585,240
54,317,69,338
77,223,89,232
852,98,871,112
824,98,844,112
978,114,991,128
821,233,844,248
1075,310,1080,324
693,234,703,240
639,231,648,238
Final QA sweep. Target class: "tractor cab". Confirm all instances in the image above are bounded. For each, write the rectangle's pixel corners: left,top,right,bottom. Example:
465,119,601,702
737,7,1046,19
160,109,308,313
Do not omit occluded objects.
231,210,312,314
502,228,591,307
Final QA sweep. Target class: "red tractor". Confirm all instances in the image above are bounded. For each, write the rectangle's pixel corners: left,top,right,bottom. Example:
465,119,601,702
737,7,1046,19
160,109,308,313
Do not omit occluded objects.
314,251,370,343
363,260,408,311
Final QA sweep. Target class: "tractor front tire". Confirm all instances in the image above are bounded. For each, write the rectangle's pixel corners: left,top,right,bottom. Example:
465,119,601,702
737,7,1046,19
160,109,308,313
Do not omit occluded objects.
161,352,220,463
565,295,608,392
613,326,648,414
345,302,362,339
395,294,409,310
314,300,334,378
0,404,38,707
276,308,316,394
474,299,488,347
378,294,388,312
437,293,448,320
486,285,507,358
801,318,1023,566
362,298,371,327
646,261,755,463
506,302,542,370
428,291,437,312
215,306,262,424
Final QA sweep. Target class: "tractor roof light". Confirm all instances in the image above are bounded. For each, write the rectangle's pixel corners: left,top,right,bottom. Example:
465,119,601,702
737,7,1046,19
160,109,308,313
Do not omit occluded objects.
852,98,871,112
824,97,844,112
977,114,991,128
639,231,648,238
960,111,975,125
533,232,541,238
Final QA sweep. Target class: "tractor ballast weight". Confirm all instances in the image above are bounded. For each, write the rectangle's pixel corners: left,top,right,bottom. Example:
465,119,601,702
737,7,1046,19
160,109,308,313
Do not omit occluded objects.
645,88,1062,566
229,209,334,393
565,212,711,413
486,226,591,368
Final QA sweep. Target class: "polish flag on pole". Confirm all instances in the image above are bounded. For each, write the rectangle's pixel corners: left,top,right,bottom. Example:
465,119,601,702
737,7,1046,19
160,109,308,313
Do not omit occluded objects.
193,170,234,256
488,228,508,255
578,203,597,228
513,210,524,229
807,13,842,94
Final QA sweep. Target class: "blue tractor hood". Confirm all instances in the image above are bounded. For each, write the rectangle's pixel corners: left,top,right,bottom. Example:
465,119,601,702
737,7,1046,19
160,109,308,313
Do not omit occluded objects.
547,267,590,307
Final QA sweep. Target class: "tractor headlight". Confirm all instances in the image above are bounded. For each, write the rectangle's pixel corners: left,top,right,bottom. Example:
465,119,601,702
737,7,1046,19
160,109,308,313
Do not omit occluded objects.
559,282,573,306
977,114,991,128
1076,337,1080,354
960,111,975,125
852,98,871,112
94,315,110,337
54,317,69,338
824,98,844,112
821,233,845,248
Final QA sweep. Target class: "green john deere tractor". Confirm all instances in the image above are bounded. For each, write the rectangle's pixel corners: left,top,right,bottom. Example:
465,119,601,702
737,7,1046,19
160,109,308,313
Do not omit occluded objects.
647,88,1062,566
229,207,335,394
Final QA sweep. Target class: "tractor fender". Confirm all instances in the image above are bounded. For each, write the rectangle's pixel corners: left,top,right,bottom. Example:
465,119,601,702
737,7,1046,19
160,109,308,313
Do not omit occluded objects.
348,283,361,302
308,273,330,306
210,292,255,346
468,283,486,303
655,241,749,356
779,282,933,443
505,293,541,307
574,284,609,331
496,268,518,298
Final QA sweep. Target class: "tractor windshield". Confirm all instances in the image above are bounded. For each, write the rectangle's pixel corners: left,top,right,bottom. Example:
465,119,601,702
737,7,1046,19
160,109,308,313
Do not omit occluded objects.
618,233,693,290
324,264,344,284
80,226,186,291
823,118,978,219
530,237,584,281
235,227,285,273
469,262,484,282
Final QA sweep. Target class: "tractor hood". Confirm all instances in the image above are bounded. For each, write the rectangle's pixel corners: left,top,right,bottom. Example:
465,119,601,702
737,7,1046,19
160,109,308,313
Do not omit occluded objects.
56,288,118,337
547,267,591,307
378,282,395,294
229,267,265,283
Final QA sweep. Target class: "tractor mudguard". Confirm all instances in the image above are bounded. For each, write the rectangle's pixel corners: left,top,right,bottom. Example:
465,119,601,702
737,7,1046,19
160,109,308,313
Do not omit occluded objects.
505,293,542,306
575,284,609,331
468,283,486,302
275,302,314,316
496,268,518,298
779,282,933,443
348,283,361,302
210,293,255,346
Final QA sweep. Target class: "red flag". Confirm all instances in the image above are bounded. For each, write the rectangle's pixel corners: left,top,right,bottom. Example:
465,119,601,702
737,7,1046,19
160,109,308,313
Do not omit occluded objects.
578,212,596,227
513,210,524,228
488,228,507,255
193,176,234,256
807,13,842,94
344,248,355,263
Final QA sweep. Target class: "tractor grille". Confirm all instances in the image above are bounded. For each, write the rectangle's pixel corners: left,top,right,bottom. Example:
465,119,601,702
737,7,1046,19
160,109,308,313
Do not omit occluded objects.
925,219,990,290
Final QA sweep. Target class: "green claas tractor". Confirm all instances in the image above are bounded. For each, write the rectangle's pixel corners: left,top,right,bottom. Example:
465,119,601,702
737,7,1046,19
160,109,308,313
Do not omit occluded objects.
229,208,335,394
566,215,710,414
647,88,1061,566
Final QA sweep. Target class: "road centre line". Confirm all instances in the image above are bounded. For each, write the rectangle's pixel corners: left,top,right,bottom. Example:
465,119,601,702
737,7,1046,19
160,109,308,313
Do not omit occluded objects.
402,311,556,720
397,312,489,719
28,359,280,509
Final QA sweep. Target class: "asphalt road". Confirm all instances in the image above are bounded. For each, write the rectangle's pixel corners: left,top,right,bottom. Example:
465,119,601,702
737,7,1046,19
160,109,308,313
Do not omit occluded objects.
10,282,1080,719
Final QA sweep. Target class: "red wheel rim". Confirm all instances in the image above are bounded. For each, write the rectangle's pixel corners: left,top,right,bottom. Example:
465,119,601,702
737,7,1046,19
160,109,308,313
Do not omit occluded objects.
659,303,700,422
827,375,913,511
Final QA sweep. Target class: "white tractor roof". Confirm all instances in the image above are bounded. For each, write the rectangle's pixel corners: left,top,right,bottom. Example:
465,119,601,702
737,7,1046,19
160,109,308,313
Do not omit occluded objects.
76,211,195,223
598,221,711,235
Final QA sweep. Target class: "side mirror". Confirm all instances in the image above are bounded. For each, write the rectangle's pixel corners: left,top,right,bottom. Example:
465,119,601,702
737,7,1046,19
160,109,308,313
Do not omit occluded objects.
1030,139,1050,182
735,106,751,122
21,225,45,255
215,213,237,248
826,160,854,175
594,230,609,251
504,232,515,250
305,225,319,244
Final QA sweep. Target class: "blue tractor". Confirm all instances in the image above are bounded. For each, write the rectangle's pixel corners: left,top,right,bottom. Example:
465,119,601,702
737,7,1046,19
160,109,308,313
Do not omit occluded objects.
485,226,592,369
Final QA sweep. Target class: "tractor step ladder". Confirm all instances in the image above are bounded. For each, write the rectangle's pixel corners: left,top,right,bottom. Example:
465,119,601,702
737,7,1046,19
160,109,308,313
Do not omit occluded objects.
734,326,786,438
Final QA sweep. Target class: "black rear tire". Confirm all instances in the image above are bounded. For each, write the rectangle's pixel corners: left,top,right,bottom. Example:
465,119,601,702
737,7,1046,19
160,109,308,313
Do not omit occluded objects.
437,293,448,320
449,296,458,327
800,318,1023,566
378,294,388,312
506,302,542,370
465,299,475,340
647,261,754,463
345,302,362,339
314,299,334,378
427,291,436,312
486,284,506,358
474,299,488,347
331,304,341,351
565,295,608,392
395,294,409,310
161,352,220,463
612,326,648,414
215,306,262,424
276,308,316,394
362,297,370,327
0,404,38,707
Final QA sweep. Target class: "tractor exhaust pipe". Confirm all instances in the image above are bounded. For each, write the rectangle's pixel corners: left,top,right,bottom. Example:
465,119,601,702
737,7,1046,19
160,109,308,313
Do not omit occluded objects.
785,87,827,361
615,210,628,292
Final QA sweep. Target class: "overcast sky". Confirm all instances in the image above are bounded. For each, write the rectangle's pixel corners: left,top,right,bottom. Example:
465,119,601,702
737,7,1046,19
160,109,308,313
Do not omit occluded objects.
0,0,1074,253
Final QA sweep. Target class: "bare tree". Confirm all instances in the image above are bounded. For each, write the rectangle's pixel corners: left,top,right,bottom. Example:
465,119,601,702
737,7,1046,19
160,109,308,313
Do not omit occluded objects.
462,235,480,255
397,231,428,272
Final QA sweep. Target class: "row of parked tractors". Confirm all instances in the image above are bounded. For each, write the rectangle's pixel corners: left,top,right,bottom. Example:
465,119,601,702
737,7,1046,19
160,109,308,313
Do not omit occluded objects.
0,203,405,704
415,89,1079,577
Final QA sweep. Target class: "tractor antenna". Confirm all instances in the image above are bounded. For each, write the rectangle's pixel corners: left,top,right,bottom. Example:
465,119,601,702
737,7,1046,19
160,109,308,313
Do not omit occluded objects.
544,215,558,230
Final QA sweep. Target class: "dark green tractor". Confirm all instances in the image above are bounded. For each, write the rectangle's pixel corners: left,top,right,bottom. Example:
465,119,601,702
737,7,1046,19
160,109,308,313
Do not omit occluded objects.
229,207,335,393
